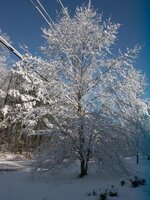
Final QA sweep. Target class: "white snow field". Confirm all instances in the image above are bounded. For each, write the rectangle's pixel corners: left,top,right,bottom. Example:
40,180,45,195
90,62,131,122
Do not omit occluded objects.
0,154,150,200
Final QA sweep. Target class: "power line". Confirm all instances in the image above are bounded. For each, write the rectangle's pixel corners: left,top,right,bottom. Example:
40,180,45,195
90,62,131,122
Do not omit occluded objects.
0,36,23,60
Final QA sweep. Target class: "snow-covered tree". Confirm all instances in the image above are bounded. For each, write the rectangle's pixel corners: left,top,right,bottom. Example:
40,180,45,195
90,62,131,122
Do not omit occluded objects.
140,102,150,158
0,30,12,147
0,30,10,101
12,3,146,176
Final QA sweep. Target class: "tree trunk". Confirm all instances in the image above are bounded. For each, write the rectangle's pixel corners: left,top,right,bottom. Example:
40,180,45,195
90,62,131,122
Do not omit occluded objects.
136,138,139,164
136,153,139,164
79,149,90,177
79,159,88,177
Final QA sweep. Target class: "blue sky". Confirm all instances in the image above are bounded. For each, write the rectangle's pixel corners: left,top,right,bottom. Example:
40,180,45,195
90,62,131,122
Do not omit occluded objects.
0,0,150,97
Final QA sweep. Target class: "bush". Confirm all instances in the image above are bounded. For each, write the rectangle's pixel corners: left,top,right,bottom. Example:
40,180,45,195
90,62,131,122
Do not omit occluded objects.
109,191,118,197
129,176,146,187
88,185,119,200
109,185,118,197
120,180,126,186
99,193,107,200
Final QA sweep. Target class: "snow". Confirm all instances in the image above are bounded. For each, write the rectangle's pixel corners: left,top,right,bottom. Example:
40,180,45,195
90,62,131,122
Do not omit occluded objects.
0,154,150,200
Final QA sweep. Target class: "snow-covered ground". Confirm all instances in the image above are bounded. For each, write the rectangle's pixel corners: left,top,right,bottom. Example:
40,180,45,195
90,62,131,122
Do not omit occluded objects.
0,154,149,200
